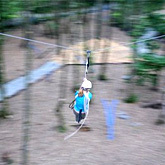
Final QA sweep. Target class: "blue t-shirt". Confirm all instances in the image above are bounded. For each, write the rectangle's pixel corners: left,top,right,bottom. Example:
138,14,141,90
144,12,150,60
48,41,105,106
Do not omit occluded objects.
74,91,92,113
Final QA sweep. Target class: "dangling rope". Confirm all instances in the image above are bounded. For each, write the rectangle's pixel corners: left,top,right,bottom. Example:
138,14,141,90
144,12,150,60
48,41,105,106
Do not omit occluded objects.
64,50,91,140
64,107,89,140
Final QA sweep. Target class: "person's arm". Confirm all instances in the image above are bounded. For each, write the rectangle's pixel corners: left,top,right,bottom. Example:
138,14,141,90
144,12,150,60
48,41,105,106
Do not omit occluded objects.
89,92,92,100
75,91,78,96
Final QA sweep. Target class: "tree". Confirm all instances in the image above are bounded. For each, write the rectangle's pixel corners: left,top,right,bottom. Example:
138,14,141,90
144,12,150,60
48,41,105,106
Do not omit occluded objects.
111,0,165,35
21,0,33,164
135,54,165,89
0,0,10,118
98,0,112,81
54,0,69,133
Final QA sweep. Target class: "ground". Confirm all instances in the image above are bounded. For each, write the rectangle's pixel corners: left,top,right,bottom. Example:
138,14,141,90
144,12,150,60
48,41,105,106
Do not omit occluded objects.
0,11,165,165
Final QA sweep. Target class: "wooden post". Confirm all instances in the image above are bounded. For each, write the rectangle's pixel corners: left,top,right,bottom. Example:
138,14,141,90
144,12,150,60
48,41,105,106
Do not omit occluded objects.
21,0,33,164
0,0,9,118
99,2,112,80
54,1,69,132
161,87,165,117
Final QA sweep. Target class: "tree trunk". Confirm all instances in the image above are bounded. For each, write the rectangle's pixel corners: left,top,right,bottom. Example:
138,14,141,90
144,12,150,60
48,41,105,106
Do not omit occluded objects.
95,0,103,41
0,0,9,118
157,79,165,124
0,35,8,117
99,3,112,79
21,1,33,164
54,1,69,132
95,0,103,80
161,88,165,117
22,37,32,165
72,1,82,90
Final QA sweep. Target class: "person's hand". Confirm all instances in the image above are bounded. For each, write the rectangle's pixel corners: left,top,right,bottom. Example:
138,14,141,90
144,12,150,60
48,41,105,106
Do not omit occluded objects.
83,78,87,82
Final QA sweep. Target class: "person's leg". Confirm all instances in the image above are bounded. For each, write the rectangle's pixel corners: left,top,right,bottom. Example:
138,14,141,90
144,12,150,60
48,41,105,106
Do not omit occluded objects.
78,110,82,123
73,110,79,122
78,113,86,124
81,113,86,119
73,110,86,123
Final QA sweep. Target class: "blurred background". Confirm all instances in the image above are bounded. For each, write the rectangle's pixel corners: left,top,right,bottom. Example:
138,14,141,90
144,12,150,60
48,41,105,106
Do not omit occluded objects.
0,0,165,165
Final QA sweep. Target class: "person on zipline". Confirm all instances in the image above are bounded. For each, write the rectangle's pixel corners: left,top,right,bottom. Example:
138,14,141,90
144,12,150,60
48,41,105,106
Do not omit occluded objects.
73,78,92,123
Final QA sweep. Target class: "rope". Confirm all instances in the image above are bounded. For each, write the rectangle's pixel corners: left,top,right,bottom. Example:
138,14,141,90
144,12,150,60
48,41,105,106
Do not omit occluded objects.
0,32,80,52
92,34,165,54
0,32,165,54
64,109,89,140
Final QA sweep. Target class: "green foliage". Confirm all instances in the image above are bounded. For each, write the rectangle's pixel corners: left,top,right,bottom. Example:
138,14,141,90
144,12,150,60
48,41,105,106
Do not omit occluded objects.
124,93,138,103
0,0,97,22
148,13,165,35
69,1,90,9
44,21,59,38
31,0,96,13
143,0,165,13
56,125,67,133
146,40,160,50
111,0,165,37
0,108,11,119
0,0,22,20
135,54,165,87
31,0,56,13
31,0,71,13
155,118,165,125
136,77,145,86
141,54,165,68
111,11,123,27
98,74,108,81
69,2,83,9
130,17,152,38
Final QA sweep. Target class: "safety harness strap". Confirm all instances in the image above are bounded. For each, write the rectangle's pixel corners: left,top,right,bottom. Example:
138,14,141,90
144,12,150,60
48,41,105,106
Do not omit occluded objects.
85,50,91,78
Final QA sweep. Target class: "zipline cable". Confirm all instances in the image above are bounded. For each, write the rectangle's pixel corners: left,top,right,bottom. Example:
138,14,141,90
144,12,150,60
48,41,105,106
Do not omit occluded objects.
92,34,165,53
0,32,165,54
0,32,80,52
